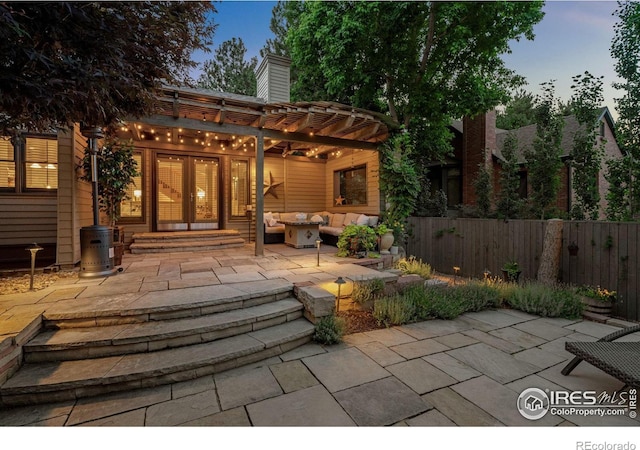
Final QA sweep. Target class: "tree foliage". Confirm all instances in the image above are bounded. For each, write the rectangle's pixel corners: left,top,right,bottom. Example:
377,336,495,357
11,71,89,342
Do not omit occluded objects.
496,132,523,219
523,82,565,220
496,90,537,130
260,1,291,58
284,1,544,161
473,163,493,218
607,0,640,220
568,71,605,220
0,2,216,135
198,37,258,96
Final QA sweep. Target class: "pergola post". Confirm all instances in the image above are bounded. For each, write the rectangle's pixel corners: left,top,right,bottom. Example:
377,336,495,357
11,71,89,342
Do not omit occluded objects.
255,130,264,256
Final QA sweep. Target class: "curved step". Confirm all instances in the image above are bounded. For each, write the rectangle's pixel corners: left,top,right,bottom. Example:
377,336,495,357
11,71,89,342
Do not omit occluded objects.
0,319,315,407
24,298,304,362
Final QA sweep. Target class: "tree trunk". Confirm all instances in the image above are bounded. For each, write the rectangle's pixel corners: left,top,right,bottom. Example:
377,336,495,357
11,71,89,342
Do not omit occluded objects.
537,219,563,284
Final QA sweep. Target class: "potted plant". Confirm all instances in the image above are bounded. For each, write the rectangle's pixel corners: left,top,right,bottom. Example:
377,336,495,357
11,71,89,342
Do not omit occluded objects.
80,136,139,265
576,285,616,316
337,224,377,258
501,261,521,283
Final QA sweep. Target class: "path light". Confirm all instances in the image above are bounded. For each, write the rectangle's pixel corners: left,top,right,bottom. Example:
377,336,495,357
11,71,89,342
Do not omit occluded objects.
25,243,43,291
334,276,346,312
453,266,460,285
316,238,322,267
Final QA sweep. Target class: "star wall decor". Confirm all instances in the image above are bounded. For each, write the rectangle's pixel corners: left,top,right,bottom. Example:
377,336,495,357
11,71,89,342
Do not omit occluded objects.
335,195,345,205
264,171,284,198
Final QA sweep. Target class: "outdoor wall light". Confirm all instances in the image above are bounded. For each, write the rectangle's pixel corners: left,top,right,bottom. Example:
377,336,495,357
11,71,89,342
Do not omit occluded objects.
316,238,323,267
334,276,347,312
25,242,43,291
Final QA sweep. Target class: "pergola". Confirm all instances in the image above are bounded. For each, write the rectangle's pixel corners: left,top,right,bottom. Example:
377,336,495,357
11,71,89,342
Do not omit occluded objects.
120,86,391,255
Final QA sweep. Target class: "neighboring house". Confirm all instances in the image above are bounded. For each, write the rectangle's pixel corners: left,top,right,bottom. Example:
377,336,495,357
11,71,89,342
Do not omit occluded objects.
0,55,389,268
426,108,623,218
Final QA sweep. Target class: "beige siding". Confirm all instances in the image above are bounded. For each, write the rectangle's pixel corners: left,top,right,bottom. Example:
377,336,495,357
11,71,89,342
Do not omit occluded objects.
0,196,57,245
263,156,325,213
56,126,93,267
324,149,380,215
256,55,290,103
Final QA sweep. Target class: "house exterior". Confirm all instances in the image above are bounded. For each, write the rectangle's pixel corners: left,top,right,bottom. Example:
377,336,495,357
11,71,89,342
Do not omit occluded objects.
0,55,389,269
427,108,622,218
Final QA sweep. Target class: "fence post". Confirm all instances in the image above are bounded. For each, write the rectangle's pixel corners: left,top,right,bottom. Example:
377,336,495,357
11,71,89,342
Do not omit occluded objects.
537,218,564,284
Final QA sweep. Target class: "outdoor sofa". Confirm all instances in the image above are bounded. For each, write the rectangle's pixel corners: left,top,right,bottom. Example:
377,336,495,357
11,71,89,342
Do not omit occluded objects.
263,211,379,246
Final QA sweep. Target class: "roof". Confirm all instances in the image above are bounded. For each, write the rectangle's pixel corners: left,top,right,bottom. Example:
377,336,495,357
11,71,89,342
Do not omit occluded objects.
116,85,389,157
494,106,615,164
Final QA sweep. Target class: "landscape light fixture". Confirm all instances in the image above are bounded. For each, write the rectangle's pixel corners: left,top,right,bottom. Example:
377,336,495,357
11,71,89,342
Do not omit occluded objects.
316,238,322,267
334,276,346,312
25,243,43,291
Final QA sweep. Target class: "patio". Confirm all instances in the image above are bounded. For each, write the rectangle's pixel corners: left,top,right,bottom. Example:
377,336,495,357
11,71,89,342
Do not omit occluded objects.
0,245,639,427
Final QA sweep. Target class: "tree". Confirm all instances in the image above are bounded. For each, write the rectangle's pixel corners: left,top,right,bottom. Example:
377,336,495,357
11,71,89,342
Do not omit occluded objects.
285,1,544,161
473,163,493,218
496,90,537,130
523,81,565,220
496,132,523,219
260,1,292,58
607,0,640,220
0,2,216,136
568,71,605,220
198,37,258,96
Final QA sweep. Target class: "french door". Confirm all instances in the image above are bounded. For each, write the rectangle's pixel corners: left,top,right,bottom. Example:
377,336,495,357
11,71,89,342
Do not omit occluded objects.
156,155,220,231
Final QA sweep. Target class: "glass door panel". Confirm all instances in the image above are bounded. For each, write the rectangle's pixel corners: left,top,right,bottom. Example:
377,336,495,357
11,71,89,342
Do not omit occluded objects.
157,157,187,230
191,158,219,229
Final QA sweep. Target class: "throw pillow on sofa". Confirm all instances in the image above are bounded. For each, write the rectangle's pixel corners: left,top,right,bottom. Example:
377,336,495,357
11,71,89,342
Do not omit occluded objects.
330,213,346,227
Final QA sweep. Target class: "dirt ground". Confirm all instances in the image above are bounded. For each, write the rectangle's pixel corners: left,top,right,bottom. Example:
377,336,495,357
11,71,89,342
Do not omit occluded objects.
0,270,77,295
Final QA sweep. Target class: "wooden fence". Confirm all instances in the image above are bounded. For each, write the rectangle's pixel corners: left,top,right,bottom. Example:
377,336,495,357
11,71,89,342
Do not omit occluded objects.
406,217,639,322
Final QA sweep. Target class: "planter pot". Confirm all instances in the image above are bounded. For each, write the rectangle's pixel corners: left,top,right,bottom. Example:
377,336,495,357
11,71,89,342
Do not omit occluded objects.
501,269,521,283
379,232,394,254
581,296,613,316
113,242,124,266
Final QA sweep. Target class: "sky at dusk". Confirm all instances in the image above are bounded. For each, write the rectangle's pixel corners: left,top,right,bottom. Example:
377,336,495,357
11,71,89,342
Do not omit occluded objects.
194,1,624,117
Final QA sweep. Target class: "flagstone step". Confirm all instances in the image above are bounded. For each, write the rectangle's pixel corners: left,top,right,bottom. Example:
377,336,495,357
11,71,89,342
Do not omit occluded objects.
129,230,245,254
24,298,304,362
131,230,242,242
0,319,315,407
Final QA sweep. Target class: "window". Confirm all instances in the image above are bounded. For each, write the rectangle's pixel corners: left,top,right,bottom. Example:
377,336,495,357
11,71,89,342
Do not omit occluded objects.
119,152,143,221
334,165,367,206
25,137,57,189
0,138,15,189
0,134,57,193
231,159,249,217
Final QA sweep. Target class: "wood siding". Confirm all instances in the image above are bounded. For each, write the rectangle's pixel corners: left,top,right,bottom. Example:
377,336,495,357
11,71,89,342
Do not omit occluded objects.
325,149,380,215
263,155,325,213
407,217,640,322
0,195,57,246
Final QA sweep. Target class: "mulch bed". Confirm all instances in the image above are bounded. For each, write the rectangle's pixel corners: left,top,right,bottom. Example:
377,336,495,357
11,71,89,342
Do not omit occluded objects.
337,310,386,334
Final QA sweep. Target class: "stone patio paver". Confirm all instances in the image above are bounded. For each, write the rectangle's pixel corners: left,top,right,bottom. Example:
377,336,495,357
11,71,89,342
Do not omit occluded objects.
356,341,406,367
432,332,478,349
78,408,146,427
67,385,171,426
423,352,482,382
461,329,524,354
179,406,251,426
145,389,221,426
389,338,450,359
302,347,390,393
397,319,471,339
464,310,532,328
386,358,457,394
214,365,283,410
446,343,539,384
0,400,75,426
513,319,574,340
171,375,215,399
564,321,623,339
488,327,548,349
405,409,456,426
452,375,563,426
513,347,569,370
333,377,430,426
422,387,504,426
363,327,417,346
247,384,356,426
269,360,319,393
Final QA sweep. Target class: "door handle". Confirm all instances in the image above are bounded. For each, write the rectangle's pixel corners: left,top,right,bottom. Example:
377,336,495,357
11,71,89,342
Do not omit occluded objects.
190,192,194,202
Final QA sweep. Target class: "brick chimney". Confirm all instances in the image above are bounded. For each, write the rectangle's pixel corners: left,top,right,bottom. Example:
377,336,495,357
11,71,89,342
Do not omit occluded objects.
461,110,496,205
256,54,291,103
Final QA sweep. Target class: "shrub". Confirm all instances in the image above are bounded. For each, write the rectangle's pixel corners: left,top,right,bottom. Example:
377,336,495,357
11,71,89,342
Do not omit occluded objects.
373,294,416,327
394,256,432,279
337,224,378,257
351,278,385,304
505,282,584,318
454,281,502,312
313,315,346,345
